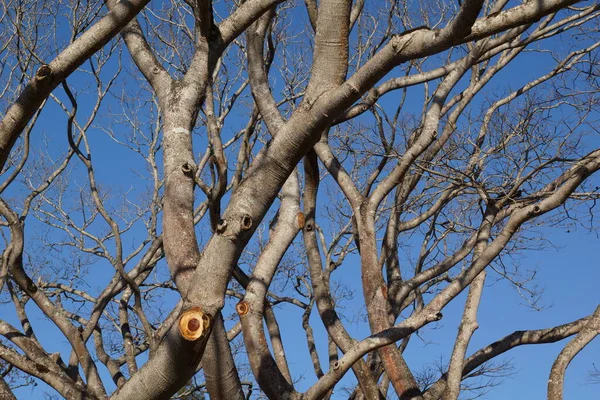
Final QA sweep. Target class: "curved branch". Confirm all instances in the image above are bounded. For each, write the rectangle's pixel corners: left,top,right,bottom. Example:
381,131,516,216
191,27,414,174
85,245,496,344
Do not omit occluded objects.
548,305,600,400
0,0,151,171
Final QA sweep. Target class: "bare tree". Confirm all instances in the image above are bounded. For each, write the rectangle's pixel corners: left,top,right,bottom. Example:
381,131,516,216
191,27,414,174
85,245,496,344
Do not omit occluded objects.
0,0,599,399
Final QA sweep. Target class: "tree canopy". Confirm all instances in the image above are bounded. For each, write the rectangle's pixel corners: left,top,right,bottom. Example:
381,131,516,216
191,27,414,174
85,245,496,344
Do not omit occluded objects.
0,0,599,399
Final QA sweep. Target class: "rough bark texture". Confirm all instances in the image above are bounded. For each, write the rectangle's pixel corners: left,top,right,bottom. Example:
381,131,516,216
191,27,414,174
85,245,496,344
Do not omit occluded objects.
547,305,600,400
1,1,599,399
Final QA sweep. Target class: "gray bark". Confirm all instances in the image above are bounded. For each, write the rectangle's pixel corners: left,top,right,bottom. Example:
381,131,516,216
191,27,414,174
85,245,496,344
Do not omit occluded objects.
0,1,597,399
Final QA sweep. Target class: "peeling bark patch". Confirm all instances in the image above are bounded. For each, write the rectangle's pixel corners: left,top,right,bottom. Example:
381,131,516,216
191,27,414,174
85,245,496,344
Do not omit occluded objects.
171,127,190,135
381,285,388,300
236,301,250,316
297,212,305,229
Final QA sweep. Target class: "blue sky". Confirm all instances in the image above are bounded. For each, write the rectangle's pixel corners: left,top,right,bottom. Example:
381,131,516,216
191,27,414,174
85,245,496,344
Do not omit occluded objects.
2,2,600,399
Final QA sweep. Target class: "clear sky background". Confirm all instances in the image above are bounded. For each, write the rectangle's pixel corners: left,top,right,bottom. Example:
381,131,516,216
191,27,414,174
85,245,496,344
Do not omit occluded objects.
2,2,600,399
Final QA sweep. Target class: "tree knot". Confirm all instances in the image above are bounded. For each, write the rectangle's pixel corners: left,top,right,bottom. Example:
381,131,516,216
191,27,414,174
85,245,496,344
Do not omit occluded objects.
36,64,52,80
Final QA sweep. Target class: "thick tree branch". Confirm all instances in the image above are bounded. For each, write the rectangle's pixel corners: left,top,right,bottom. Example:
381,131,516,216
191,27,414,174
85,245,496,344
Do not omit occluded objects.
0,0,151,171
548,305,600,400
